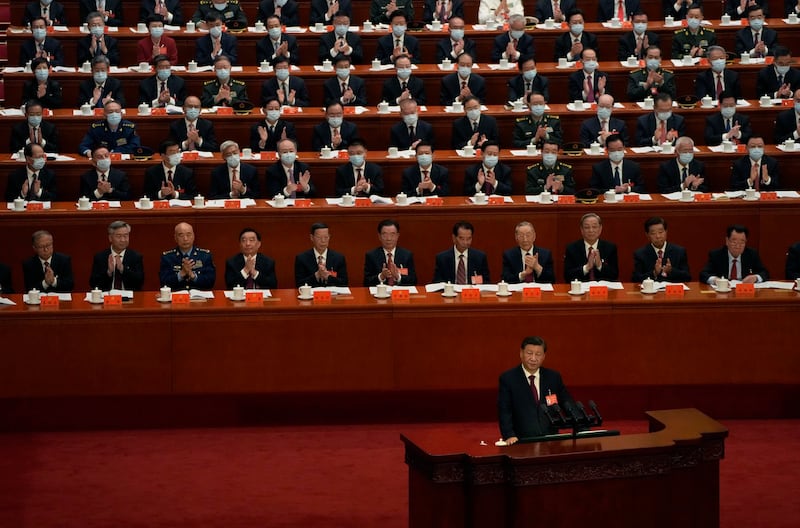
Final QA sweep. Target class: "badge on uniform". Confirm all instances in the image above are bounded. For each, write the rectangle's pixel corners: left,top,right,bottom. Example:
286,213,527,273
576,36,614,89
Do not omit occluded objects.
545,394,558,405
116,138,127,145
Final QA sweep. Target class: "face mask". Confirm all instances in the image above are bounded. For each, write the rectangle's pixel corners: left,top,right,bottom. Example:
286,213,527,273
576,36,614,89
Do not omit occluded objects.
687,18,701,30
226,154,240,167
392,25,406,37
749,147,764,161
185,107,200,120
150,27,164,38
396,68,411,80
543,153,557,166
209,26,222,38
280,152,296,165
646,58,660,71
416,153,432,166
215,68,230,82
41,0,53,5
776,65,790,77
336,68,349,80
90,26,105,38
268,27,281,40
523,69,537,81
168,153,182,166
266,109,281,122
609,150,625,163
794,103,800,114
156,68,171,81
275,68,290,81
450,29,464,41
597,107,612,120
27,115,42,128
583,60,598,73
35,69,49,82
213,2,228,10
483,155,499,168
679,152,694,165
466,109,480,121
402,113,418,126
530,104,545,118
334,25,348,37
720,106,736,119
510,30,524,40
106,112,122,126
327,116,343,128
458,66,471,78
93,71,107,84
633,22,647,34
749,18,764,31
349,154,364,166
32,28,47,40
275,0,287,6
711,58,726,73
570,23,583,35
657,111,672,121
31,157,46,171
96,158,111,172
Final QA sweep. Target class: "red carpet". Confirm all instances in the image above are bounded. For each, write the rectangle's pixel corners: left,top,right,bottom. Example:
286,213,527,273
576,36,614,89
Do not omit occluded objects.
0,420,797,527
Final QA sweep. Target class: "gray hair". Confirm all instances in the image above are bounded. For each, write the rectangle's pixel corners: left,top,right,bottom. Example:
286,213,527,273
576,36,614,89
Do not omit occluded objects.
220,140,239,153
108,221,130,234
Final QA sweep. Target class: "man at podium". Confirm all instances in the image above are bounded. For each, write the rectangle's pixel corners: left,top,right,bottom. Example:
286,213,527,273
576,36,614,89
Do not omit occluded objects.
498,336,573,445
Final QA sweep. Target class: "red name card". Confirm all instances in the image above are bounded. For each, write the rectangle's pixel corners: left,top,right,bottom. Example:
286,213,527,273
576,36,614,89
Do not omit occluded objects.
425,197,444,206
282,106,299,114
337,150,349,159
103,294,123,306
665,284,684,297
343,106,356,114
92,201,110,210
216,106,233,115
223,200,240,209
182,152,199,161
109,153,122,161
736,283,755,296
695,193,712,202
782,98,794,107
589,286,608,298
150,107,167,116
313,290,332,302
245,291,263,303
622,194,640,203
558,195,576,204
760,192,778,201
488,196,505,205
391,289,410,301
294,198,312,207
153,200,170,209
26,202,43,211
523,287,542,299
460,288,480,300
93,108,104,117
355,197,371,207
40,295,59,307
171,292,190,304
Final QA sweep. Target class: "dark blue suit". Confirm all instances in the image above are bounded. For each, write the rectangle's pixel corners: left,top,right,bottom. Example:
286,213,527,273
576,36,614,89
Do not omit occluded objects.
597,0,640,21
704,111,752,146
311,120,359,151
632,243,691,282
440,73,486,105
77,35,120,66
507,74,550,103
700,247,769,282
194,33,238,66
265,160,315,197
0,263,13,294
730,155,779,191
77,77,126,108
5,167,57,202
256,34,300,65
734,27,778,56
563,239,619,282
310,0,352,24
224,253,277,289
209,162,260,199
90,248,145,291
635,113,686,147
318,30,364,64
250,118,297,152
535,0,577,21
491,32,535,62
24,1,68,26
258,0,300,26
159,246,216,290
498,365,572,439
381,76,426,105
79,167,130,201
323,75,367,106
138,74,186,106
79,0,123,26
390,120,434,149
422,0,464,22
139,0,184,26
401,164,449,196
451,115,499,150
590,159,645,193
363,247,417,286
501,246,555,284
568,70,610,102
695,69,742,99
579,116,629,147
756,65,800,98
463,162,513,196
375,34,421,64
169,118,218,152
261,76,310,107
143,164,197,201
435,36,477,63
294,249,348,287
432,247,490,284
334,162,384,197
19,37,65,67
657,158,708,194
22,253,74,292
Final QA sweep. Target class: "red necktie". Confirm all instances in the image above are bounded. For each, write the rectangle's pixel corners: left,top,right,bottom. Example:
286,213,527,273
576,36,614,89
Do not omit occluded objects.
716,74,723,99
658,120,667,144
483,169,493,194
587,247,596,280
586,75,594,103
730,259,738,280
456,254,466,284
187,122,196,150
754,163,761,191
245,257,255,289
617,0,625,21
112,255,123,289
386,252,396,286
529,374,539,405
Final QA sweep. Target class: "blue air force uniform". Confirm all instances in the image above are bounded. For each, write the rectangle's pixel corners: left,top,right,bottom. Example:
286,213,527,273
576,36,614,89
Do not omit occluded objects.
159,246,216,290
78,119,141,155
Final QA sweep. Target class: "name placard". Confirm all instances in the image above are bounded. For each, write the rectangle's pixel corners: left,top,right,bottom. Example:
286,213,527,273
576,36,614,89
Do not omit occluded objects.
294,198,312,208
425,197,444,206
103,294,123,306
622,194,640,203
488,196,505,205
26,202,43,211
171,292,190,304
558,195,576,204
245,291,263,303
313,290,332,303
40,295,59,307
153,201,170,209
223,200,240,209
92,201,110,210
589,286,609,298
695,193,712,202
665,284,684,297
391,289,410,301
461,288,480,300
736,283,755,296
522,287,542,299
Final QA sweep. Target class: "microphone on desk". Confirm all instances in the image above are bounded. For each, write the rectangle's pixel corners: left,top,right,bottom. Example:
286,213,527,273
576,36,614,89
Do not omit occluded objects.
589,400,603,426
563,401,583,426
540,403,559,426
575,401,591,424
551,403,568,425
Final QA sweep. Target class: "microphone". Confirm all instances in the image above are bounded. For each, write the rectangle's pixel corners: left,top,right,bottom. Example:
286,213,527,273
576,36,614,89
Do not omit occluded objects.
589,400,603,426
575,401,592,424
551,403,568,425
540,403,559,425
562,401,580,426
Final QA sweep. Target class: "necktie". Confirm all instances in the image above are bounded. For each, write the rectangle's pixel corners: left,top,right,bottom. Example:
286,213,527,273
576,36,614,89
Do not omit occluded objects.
777,73,784,86
716,74,723,99
341,82,347,94
439,1,447,23
681,166,687,186
586,75,594,103
525,80,532,93
587,247,595,280
356,167,362,188
472,120,478,132
614,165,621,186
288,168,296,198
231,168,238,190
461,80,467,89
524,252,533,283
401,81,407,91
43,261,49,274
754,32,762,57
421,169,429,190
112,255,123,289
617,0,625,20
725,119,731,132
167,169,173,183
269,124,275,136
408,125,415,140
456,253,466,284
187,122,196,150
512,38,518,49
245,257,255,289
30,127,39,144
754,163,760,191
395,38,400,48
657,249,664,261
42,6,48,17
317,255,325,279
658,120,667,144
529,374,539,404
601,119,607,132
281,81,288,101
28,172,38,200
730,259,738,280
101,172,107,181
160,81,167,93
636,36,642,57
483,169,493,194
274,40,280,53
386,252,396,285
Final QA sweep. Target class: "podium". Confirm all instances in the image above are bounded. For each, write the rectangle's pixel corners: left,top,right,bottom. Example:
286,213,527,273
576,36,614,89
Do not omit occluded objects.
401,409,727,528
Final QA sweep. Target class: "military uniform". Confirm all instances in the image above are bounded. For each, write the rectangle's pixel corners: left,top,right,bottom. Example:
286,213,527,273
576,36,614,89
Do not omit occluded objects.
626,68,676,101
158,246,216,290
192,0,248,26
671,28,717,59
78,120,141,156
512,115,563,148
526,161,576,195
200,78,249,107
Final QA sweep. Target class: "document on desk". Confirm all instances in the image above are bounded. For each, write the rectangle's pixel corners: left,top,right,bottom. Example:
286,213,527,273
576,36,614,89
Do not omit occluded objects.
312,287,351,295
640,282,690,291
0,297,17,306
507,283,555,292
425,283,496,293
368,286,419,295
572,281,625,294
754,281,797,290
188,290,215,300
223,290,272,299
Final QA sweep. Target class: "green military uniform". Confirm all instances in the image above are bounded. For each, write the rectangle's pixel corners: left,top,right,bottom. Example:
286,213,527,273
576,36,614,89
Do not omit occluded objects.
671,27,717,58
512,115,563,148
200,78,249,107
626,67,676,101
526,161,576,195
192,0,248,26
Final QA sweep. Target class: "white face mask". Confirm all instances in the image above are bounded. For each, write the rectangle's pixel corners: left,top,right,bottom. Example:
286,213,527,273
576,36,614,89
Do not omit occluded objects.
209,26,223,38
168,153,182,166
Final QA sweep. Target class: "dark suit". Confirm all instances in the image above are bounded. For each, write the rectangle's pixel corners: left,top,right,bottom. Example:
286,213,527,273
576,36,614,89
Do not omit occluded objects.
209,162,260,199
501,246,556,284
250,118,297,152
635,113,686,146
258,0,299,26
597,0,640,21
491,32,535,62
90,248,145,291
143,163,197,200
440,73,486,105
756,65,800,98
435,36,478,63
169,118,218,152
22,253,74,292
535,0,577,21
19,38,65,67
261,76,310,107
451,115,499,150
774,108,800,144
79,167,130,201
138,74,187,106
432,247,490,284
77,35,120,66
323,75,367,106
785,242,800,280
734,26,779,57
464,162,513,195
506,74,550,103
401,164,449,196
422,0,464,22
139,0,184,26
265,160,315,197
563,239,619,282
695,69,742,99
390,119,434,149
335,162,384,197
657,158,708,193
617,31,660,61
700,247,769,282
375,34,421,64
0,262,13,294
194,33,238,66
498,365,572,439
381,76,426,105
568,70,610,102
21,78,63,109
579,116,629,147
310,0,352,24
10,120,59,154
225,253,277,289
24,1,68,26
363,247,417,286
294,249,348,287
590,159,645,193
5,167,57,201
632,243,691,282
663,0,703,19
704,111,752,146
554,31,598,61
78,77,126,108
318,31,364,64
256,34,300,65
311,120,359,151
730,155,780,191
79,0,123,26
